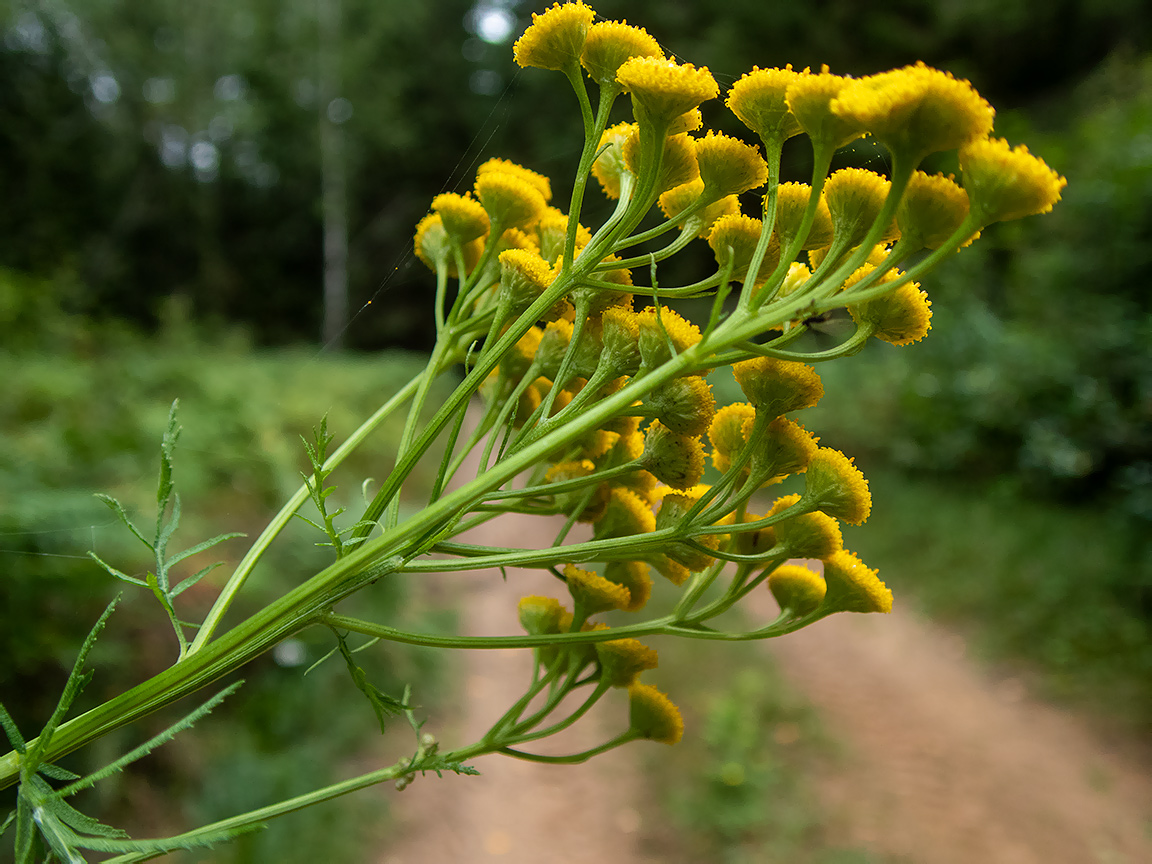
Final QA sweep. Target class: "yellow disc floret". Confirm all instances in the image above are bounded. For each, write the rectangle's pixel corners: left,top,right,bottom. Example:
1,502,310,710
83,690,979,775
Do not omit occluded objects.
628,682,684,744
767,564,827,616
581,20,663,86
513,1,597,72
595,636,659,687
774,182,834,250
820,549,893,614
823,167,900,248
959,137,1067,226
476,171,548,230
431,192,491,244
565,564,631,614
591,122,635,200
802,447,871,525
897,171,977,250
832,62,995,161
694,130,769,198
727,65,807,142
616,56,720,128
785,69,867,152
731,356,824,417
707,213,778,286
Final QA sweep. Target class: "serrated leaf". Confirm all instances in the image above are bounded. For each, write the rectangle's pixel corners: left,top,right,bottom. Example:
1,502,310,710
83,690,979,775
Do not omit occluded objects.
0,808,14,838
30,776,128,839
334,632,407,734
155,492,182,564
37,763,81,781
170,561,225,598
57,682,242,798
156,400,181,513
0,701,26,753
87,552,146,587
166,531,244,570
28,598,119,767
93,495,151,551
80,821,262,858
420,758,481,778
31,805,87,864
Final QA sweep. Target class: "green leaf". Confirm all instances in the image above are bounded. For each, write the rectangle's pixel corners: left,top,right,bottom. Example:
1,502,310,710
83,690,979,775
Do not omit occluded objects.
165,531,245,569
30,776,129,839
418,757,481,778
334,631,407,734
170,561,225,598
93,494,151,551
155,491,182,565
0,808,14,838
156,400,181,516
87,552,146,587
0,700,26,753
37,763,81,781
56,682,242,798
27,597,120,768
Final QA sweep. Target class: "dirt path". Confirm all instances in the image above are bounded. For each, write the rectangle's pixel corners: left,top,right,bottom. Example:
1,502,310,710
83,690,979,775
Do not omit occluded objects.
376,513,657,864
376,503,1152,863
752,592,1152,864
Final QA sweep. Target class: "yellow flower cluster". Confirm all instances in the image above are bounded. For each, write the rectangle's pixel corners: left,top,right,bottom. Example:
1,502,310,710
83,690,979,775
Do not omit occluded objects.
410,2,1064,750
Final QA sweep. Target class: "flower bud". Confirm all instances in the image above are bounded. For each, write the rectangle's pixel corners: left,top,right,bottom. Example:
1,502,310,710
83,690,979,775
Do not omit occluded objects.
767,564,827,616
803,448,871,524
595,636,659,687
628,682,684,744
820,550,892,614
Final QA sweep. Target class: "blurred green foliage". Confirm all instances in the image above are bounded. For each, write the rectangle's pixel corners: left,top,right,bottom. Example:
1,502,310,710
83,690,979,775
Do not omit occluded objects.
0,332,453,861
643,638,880,864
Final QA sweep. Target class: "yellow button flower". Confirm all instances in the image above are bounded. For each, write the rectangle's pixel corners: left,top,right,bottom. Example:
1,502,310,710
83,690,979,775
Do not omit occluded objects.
644,375,716,437
727,65,807,142
565,564,631,614
707,213,778,286
616,56,720,128
767,493,843,560
731,356,824,417
847,268,933,346
603,560,653,612
431,192,490,244
628,682,684,744
518,595,568,635
820,550,892,614
773,182,834,251
959,137,1066,226
658,179,741,238
767,564,827,616
708,402,757,473
581,20,663,86
802,447,871,524
591,122,635,200
897,171,978,250
694,130,769,199
640,420,705,490
832,63,995,161
785,68,867,152
823,167,900,249
513,1,597,72
476,171,548,230
624,129,700,194
636,305,702,371
595,636,659,687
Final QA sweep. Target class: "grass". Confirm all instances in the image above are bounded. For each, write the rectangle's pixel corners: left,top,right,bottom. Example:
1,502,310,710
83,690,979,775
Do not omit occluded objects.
0,339,455,863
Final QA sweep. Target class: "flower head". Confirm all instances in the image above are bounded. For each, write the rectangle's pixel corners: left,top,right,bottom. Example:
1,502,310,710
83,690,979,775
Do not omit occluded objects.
707,214,779,286
959,137,1066,226
708,402,757,473
476,171,548,230
591,122,636,200
431,192,490,244
629,682,684,744
785,69,867,152
644,375,715,437
518,595,567,635
848,271,933,346
617,56,719,129
767,564,827,616
641,420,706,489
514,1,597,72
803,448,871,524
823,167,900,249
595,486,656,539
636,305,702,372
414,213,482,277
773,182,834,250
498,248,555,313
694,131,769,198
731,356,824,417
727,65,807,142
767,494,843,560
581,20,663,86
749,416,820,483
659,179,741,238
477,157,552,202
820,550,892,614
603,560,653,612
832,63,994,161
565,564,631,614
897,171,977,250
596,636,659,687
624,129,700,194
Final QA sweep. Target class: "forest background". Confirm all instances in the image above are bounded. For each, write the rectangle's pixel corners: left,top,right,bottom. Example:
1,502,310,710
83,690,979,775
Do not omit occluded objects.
2,0,1150,860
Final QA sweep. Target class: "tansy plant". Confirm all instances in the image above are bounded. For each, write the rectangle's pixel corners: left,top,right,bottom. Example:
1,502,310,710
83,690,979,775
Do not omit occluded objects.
1,2,1065,858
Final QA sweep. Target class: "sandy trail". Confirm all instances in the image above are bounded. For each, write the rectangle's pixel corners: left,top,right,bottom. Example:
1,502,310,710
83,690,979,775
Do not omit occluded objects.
377,513,657,864
376,504,1152,864
752,591,1152,864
